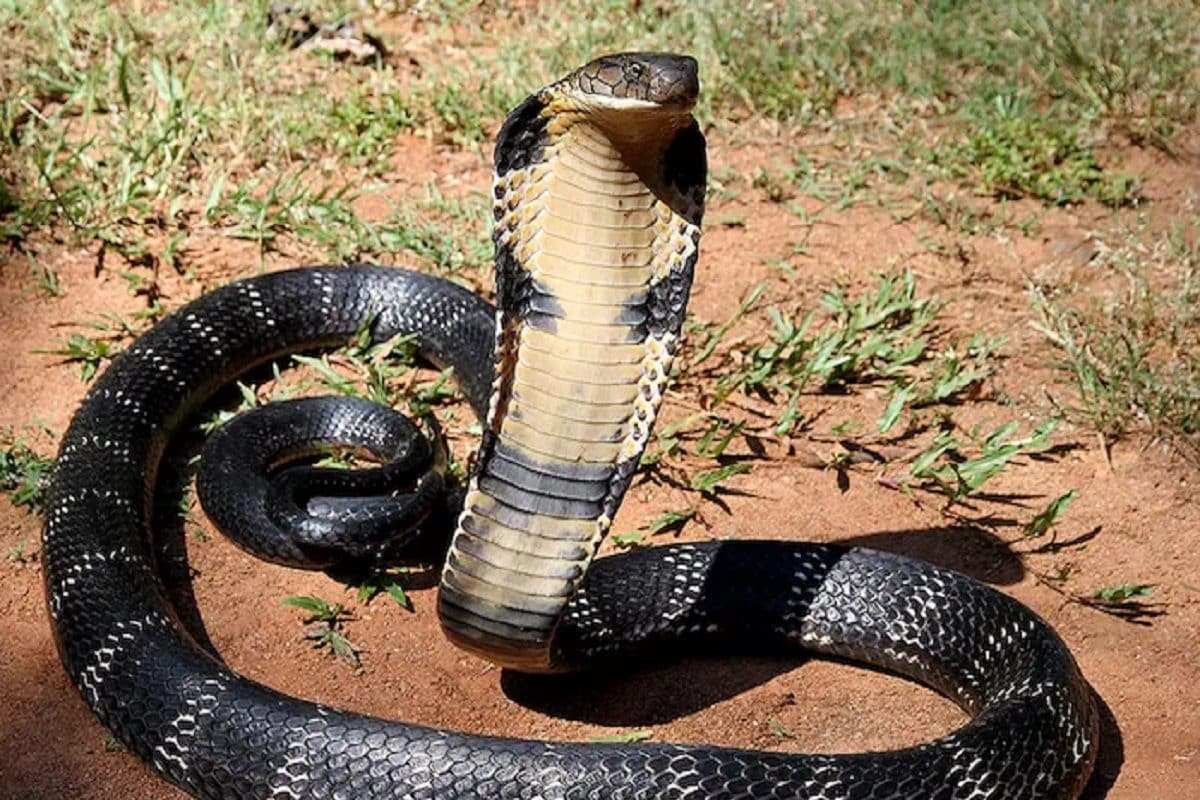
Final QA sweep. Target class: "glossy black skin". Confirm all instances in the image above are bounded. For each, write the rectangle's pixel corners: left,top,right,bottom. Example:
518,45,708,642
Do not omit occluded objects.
41,263,1097,800
42,51,1097,800
197,396,448,567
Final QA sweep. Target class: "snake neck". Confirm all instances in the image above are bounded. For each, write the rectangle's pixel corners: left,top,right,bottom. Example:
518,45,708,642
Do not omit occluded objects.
437,95,706,671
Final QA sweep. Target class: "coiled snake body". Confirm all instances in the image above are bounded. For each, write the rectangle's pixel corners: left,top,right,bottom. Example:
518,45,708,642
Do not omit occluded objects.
43,53,1097,799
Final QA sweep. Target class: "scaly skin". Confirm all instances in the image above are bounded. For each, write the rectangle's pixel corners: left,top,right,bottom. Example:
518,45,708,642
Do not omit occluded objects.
42,53,1098,800
439,52,706,671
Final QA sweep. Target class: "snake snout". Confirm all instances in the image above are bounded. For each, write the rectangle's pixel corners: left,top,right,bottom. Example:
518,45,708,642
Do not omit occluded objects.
646,53,699,108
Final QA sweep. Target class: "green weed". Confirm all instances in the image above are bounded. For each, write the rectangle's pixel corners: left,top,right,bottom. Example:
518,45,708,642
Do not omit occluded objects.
1031,218,1200,460
1023,489,1080,537
767,718,796,740
298,87,417,174
932,94,1141,206
613,507,698,549
624,412,761,547
290,315,458,413
28,254,62,297
0,434,55,513
879,332,1004,434
706,271,944,434
377,209,490,274
199,367,299,434
6,540,38,563
215,170,363,258
588,729,653,744
353,568,413,610
905,419,1059,504
1094,583,1154,603
690,462,753,496
36,333,120,382
281,594,362,667
1084,581,1164,624
4,0,1194,266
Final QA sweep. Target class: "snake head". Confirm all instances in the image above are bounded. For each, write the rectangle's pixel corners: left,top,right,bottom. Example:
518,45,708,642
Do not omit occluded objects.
561,52,699,113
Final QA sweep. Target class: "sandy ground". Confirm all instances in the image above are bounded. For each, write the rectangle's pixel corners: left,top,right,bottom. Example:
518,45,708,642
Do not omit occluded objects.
1,121,1198,799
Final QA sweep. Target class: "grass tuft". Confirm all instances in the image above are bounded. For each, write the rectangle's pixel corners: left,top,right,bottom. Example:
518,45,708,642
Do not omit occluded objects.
933,95,1142,206
282,594,362,667
1031,217,1200,460
0,433,55,513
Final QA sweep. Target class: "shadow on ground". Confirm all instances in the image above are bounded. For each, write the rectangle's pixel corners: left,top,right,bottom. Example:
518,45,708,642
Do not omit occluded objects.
837,523,1025,585
502,653,803,726
2,641,169,797
1083,690,1126,800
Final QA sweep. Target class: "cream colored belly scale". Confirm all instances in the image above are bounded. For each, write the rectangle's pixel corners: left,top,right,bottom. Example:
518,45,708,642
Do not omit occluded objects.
440,119,690,669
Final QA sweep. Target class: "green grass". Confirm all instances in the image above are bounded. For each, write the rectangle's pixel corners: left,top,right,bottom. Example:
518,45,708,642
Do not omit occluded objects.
281,594,362,667
689,270,997,436
291,313,460,414
353,568,413,610
613,507,698,548
1031,216,1200,460
6,540,37,562
294,86,417,174
615,410,761,548
1023,489,1079,537
671,270,1082,514
27,254,62,296
904,419,1059,504
36,333,120,382
929,94,1142,206
200,366,298,434
3,0,1195,266
1094,582,1154,603
0,432,54,513
623,269,1055,535
1087,581,1163,624
588,729,653,744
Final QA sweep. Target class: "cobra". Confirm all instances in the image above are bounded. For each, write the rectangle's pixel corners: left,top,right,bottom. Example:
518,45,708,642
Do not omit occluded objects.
43,53,1098,799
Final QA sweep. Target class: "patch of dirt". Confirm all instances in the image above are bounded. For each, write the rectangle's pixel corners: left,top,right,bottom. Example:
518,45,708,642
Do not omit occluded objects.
1,125,1198,800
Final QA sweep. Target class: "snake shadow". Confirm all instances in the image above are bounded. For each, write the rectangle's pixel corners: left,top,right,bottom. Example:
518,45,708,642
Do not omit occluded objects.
502,650,808,726
1082,689,1124,800
154,447,220,655
835,523,1026,585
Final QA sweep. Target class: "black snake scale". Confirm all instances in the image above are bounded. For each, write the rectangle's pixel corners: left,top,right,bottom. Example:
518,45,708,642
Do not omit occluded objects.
196,396,451,567
42,53,1098,799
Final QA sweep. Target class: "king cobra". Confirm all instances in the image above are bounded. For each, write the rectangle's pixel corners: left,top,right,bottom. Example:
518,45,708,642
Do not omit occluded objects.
43,53,1098,799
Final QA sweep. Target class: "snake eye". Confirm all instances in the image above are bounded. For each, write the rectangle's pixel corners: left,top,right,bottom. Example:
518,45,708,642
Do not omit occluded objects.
624,62,645,82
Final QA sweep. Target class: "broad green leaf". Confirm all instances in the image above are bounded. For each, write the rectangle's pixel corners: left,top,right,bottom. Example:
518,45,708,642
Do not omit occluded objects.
1023,489,1079,537
690,462,752,495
